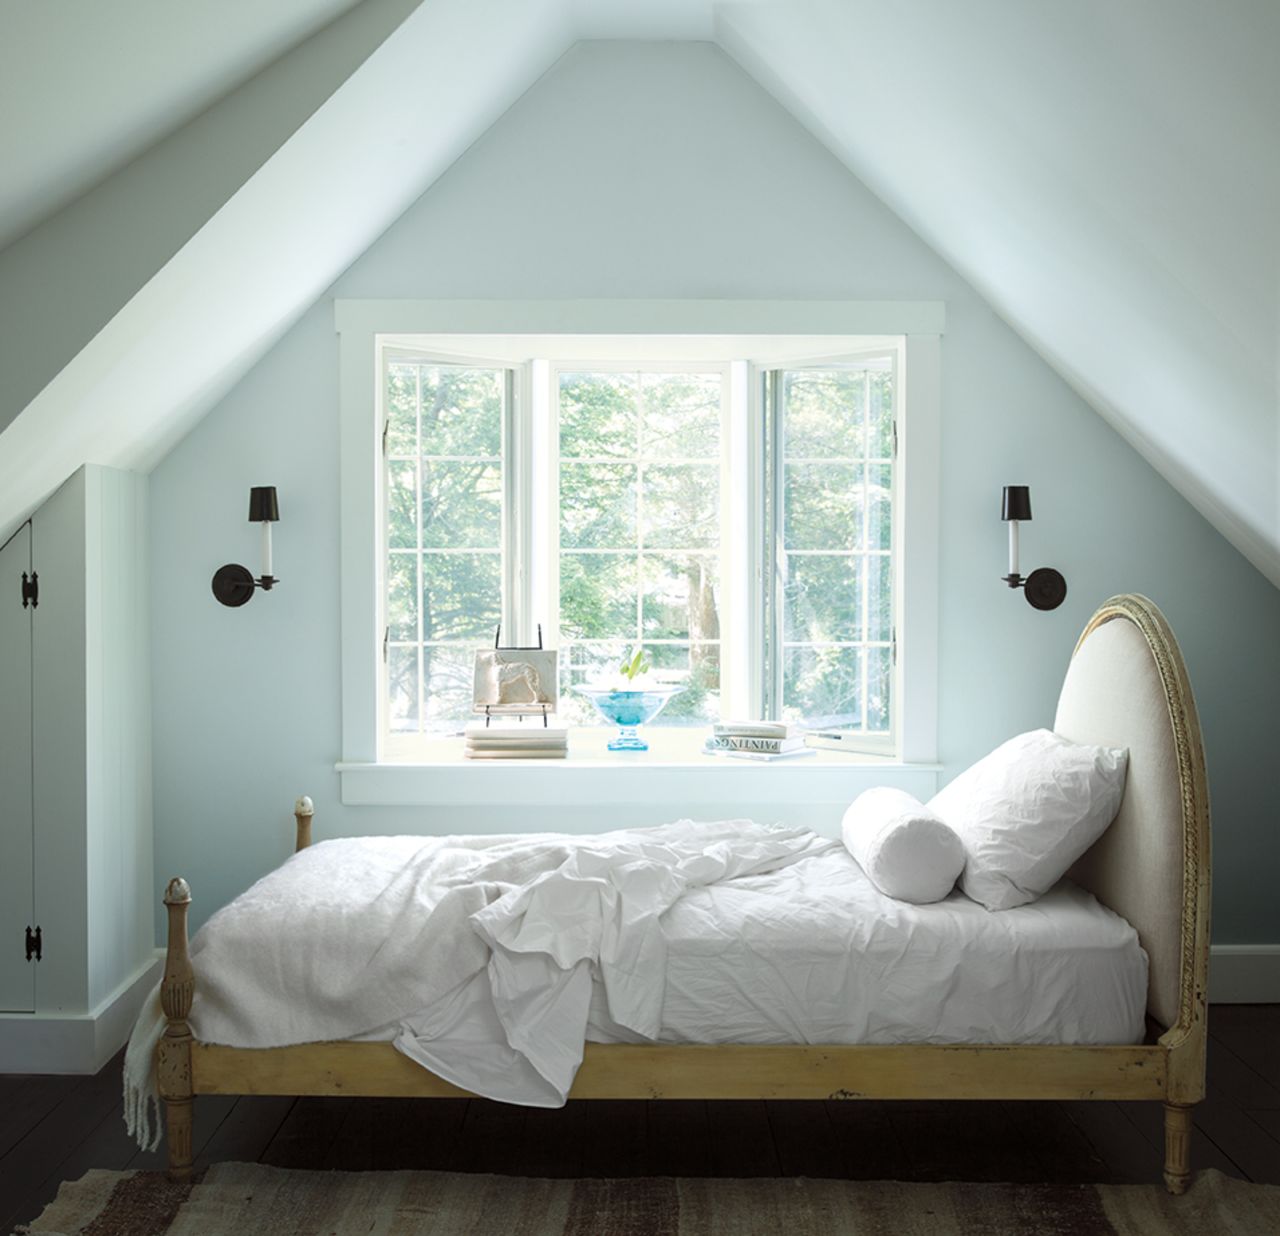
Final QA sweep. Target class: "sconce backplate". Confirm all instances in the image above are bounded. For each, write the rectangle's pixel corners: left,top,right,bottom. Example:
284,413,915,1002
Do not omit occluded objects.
1024,567,1068,611
212,563,256,608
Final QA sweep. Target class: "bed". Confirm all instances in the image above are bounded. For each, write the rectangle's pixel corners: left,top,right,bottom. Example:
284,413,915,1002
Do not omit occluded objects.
152,594,1210,1192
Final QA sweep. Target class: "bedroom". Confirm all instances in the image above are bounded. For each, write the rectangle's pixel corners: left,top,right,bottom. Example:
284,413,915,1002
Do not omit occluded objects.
1,2,1278,1232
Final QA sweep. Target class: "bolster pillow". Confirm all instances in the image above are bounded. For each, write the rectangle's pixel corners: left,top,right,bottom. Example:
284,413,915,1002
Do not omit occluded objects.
841,787,965,904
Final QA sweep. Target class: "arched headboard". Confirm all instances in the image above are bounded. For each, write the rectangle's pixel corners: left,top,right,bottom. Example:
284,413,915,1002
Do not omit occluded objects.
1054,595,1211,1040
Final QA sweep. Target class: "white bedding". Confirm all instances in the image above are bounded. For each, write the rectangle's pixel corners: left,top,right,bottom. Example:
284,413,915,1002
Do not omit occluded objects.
124,821,1147,1148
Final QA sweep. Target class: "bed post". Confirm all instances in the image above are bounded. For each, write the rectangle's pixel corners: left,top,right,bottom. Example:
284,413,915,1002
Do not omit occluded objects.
158,877,195,1181
295,795,314,852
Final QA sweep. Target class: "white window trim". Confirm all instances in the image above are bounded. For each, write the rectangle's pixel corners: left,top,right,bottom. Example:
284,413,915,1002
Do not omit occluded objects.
337,300,943,806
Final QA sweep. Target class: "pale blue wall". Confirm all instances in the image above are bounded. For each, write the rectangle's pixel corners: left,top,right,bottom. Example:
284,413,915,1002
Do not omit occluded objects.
150,43,1280,940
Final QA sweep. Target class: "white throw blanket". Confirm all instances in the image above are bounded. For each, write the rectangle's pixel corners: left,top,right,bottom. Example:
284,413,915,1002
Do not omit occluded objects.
124,819,834,1149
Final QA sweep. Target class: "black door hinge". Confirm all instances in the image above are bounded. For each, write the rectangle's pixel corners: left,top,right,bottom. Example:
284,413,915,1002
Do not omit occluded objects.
21,570,38,609
25,926,41,962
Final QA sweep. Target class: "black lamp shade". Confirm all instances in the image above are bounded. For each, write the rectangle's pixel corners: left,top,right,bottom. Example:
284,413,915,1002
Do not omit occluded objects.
1002,485,1032,522
248,486,279,522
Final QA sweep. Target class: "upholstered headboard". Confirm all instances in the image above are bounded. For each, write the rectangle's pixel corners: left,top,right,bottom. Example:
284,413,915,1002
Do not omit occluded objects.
1054,595,1211,1033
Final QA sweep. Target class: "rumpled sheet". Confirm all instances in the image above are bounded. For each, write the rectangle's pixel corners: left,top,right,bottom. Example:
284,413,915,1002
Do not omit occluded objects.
124,819,834,1148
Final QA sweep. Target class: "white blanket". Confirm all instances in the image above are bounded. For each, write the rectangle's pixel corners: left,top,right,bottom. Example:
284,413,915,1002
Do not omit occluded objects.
124,819,834,1148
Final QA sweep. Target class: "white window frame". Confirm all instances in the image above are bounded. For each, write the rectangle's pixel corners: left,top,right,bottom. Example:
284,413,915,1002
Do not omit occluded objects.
336,301,942,807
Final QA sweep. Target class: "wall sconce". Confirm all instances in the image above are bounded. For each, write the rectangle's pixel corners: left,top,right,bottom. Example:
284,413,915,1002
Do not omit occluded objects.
211,487,280,607
1001,485,1067,611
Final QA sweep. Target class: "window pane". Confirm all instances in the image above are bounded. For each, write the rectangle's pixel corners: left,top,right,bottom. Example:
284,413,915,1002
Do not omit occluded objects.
419,366,502,457
648,643,720,725
782,646,862,730
422,553,500,643
643,464,719,548
865,645,892,734
867,553,892,643
560,553,639,640
784,462,862,550
387,552,418,641
386,461,417,549
422,645,476,734
422,461,501,548
560,463,637,548
387,645,419,732
783,370,864,457
385,364,418,456
866,463,892,551
643,555,720,641
641,372,720,458
868,366,894,459
558,642,631,725
559,372,637,458
782,553,860,643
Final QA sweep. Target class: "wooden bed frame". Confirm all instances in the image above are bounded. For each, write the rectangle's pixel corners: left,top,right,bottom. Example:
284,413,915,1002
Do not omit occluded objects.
156,595,1211,1193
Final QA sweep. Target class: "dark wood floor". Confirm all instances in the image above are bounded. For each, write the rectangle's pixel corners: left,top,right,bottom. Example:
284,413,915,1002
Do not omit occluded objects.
3,1005,1279,1233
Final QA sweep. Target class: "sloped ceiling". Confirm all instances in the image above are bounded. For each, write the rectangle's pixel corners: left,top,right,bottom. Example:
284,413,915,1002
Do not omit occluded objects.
0,0,1276,585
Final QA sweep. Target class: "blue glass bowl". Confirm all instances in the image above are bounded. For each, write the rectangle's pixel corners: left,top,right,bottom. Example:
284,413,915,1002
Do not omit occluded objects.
575,686,682,751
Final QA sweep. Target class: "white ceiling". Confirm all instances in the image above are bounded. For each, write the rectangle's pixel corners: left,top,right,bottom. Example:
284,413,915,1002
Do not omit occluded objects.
0,0,362,250
1,0,1276,583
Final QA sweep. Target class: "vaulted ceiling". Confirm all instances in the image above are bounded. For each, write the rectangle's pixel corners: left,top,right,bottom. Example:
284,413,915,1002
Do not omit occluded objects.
1,0,1275,584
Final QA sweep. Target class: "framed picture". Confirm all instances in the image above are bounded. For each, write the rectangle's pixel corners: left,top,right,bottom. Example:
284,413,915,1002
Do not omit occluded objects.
473,648,559,714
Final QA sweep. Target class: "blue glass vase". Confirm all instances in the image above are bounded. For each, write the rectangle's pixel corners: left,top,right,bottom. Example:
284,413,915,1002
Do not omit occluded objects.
575,686,682,751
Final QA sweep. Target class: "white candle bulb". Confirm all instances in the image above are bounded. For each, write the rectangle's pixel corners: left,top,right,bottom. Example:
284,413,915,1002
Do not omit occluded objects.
1008,520,1020,578
261,521,273,579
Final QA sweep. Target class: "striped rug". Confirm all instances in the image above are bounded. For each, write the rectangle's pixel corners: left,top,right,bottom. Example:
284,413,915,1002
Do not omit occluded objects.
19,1164,1280,1235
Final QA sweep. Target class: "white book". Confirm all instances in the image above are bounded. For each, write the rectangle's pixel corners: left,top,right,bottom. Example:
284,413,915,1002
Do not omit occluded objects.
464,747,568,759
713,721,800,739
705,735,807,754
702,746,816,763
465,719,568,738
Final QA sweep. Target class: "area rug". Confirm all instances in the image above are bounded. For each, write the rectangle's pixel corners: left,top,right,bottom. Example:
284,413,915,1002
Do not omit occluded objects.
18,1164,1280,1236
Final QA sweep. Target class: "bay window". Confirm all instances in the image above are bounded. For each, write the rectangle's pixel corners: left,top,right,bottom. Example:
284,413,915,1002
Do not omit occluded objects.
378,341,901,754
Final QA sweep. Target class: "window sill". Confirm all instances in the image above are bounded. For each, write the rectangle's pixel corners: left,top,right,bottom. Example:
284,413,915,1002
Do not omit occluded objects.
337,729,940,807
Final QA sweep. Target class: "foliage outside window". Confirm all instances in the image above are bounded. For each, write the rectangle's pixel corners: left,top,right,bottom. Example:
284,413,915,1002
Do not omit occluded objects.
381,349,897,749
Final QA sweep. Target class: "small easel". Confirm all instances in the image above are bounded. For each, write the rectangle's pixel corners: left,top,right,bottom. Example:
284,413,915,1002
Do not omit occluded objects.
484,624,551,728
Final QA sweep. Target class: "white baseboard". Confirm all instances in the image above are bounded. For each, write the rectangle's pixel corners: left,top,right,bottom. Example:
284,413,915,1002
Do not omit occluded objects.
0,954,162,1074
1210,944,1280,1004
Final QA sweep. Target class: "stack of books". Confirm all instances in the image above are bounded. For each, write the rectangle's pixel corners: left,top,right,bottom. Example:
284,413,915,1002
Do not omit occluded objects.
703,721,815,762
464,719,569,759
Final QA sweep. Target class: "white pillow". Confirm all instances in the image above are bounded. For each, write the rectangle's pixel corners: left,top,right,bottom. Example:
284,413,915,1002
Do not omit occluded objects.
841,787,965,904
928,729,1128,911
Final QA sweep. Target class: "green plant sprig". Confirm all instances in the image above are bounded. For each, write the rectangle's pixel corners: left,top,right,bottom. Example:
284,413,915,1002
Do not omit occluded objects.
619,647,651,681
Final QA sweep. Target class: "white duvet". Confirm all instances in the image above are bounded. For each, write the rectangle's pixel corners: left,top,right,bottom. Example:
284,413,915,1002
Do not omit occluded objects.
125,819,833,1147
124,819,1148,1150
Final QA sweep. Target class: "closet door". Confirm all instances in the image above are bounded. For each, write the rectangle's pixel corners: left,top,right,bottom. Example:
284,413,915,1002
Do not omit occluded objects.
0,523,35,1012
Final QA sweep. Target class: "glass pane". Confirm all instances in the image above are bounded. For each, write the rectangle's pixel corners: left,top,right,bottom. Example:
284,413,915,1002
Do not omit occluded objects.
385,364,418,456
782,645,863,729
386,552,418,641
643,464,719,548
865,645,892,734
422,461,501,548
648,643,720,725
422,645,476,734
559,372,638,458
560,553,639,640
643,554,720,641
867,553,892,643
559,642,631,726
866,462,892,551
783,370,864,458
868,366,894,460
421,552,501,643
419,366,502,457
782,553,860,643
641,373,720,458
784,462,861,550
560,463,637,548
387,645,419,732
386,461,417,549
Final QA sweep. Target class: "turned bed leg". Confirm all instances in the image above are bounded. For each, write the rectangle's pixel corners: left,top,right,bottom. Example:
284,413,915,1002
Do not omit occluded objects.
159,878,195,1181
1163,1102,1194,1194
295,794,314,852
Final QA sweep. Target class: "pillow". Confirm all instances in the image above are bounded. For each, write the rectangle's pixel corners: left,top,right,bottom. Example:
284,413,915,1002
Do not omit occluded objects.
841,787,965,904
928,728,1128,911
